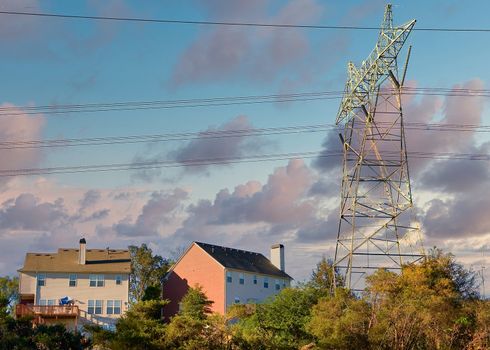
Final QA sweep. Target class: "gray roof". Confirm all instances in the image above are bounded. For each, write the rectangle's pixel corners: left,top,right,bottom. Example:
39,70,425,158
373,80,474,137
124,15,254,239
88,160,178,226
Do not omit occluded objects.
195,242,292,280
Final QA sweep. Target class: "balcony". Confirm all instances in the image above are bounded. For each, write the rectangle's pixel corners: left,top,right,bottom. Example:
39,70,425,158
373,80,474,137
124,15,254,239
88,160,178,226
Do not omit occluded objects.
16,304,79,320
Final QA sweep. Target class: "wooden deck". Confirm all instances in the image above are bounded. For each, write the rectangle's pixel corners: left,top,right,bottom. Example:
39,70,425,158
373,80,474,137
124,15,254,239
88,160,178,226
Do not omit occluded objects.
16,304,79,318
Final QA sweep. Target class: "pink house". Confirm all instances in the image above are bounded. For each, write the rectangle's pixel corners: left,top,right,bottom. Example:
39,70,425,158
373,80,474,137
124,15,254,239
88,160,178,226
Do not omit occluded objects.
162,241,292,319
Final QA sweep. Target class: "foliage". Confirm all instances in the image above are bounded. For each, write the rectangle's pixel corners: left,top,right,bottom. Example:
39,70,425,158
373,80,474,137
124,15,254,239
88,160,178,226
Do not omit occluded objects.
3,252,488,350
129,244,172,302
364,249,482,350
142,285,162,301
0,312,84,350
164,285,232,349
307,288,370,350
112,300,168,349
308,256,343,295
232,286,319,349
178,284,213,321
0,276,18,312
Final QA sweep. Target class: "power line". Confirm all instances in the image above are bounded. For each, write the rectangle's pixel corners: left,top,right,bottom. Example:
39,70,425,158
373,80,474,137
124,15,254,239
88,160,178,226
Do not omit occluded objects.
0,150,489,177
1,121,490,150
1,10,490,33
2,87,490,117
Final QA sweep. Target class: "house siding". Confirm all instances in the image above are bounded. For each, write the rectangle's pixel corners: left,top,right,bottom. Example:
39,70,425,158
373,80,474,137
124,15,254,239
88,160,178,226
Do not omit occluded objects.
224,270,290,309
20,272,129,328
163,244,225,319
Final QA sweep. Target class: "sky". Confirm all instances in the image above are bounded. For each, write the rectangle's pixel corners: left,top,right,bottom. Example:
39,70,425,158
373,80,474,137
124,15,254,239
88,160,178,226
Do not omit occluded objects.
0,0,489,295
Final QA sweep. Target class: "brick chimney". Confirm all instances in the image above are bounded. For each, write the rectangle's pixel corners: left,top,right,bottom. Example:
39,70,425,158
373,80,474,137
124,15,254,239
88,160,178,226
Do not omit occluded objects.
79,238,86,265
270,244,285,271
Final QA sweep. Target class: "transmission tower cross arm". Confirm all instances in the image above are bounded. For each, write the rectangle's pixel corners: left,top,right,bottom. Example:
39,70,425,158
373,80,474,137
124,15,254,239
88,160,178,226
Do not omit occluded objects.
335,4,416,125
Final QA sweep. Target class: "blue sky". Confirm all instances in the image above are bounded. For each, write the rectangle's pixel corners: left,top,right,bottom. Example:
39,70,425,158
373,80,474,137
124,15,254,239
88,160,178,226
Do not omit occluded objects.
1,0,490,294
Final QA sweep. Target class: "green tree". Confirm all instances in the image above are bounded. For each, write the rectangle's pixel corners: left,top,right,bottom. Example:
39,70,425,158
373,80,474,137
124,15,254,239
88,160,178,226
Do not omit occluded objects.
308,257,343,296
307,288,370,350
0,276,18,312
129,244,171,302
164,285,231,349
112,299,168,350
179,285,213,320
232,286,319,349
365,250,481,350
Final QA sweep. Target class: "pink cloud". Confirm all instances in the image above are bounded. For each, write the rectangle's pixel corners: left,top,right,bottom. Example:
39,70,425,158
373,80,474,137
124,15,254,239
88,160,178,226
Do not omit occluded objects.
0,103,45,189
169,0,324,88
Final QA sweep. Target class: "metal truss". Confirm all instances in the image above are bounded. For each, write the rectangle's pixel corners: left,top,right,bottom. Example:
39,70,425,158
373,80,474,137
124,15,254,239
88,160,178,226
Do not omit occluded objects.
333,4,425,290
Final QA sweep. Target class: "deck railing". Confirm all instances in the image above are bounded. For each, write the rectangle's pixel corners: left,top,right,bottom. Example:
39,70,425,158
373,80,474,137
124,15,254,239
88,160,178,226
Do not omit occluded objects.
16,304,79,318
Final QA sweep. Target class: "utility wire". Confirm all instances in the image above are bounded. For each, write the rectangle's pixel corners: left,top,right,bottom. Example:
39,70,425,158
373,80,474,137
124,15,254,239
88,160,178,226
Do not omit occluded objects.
1,87,490,117
0,150,489,177
0,122,490,150
1,122,490,150
1,10,490,33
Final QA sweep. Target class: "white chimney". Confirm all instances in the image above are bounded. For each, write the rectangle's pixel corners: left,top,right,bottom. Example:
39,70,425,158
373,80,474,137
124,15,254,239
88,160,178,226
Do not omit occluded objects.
79,238,86,265
270,244,285,271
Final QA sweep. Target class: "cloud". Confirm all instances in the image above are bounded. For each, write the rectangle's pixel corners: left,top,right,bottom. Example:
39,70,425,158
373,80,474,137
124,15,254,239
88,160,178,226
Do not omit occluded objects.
312,128,343,172
82,209,110,222
131,115,271,181
0,0,42,42
79,190,101,211
0,103,45,190
183,159,315,226
169,0,324,88
113,188,188,237
0,193,68,232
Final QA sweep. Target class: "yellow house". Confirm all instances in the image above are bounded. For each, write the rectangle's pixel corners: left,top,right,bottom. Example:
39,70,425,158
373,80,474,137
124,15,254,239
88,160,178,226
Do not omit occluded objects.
16,238,130,330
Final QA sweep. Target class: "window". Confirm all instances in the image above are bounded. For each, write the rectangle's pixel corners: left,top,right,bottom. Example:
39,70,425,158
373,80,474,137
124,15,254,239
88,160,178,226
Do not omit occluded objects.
275,279,280,291
37,273,46,287
115,275,122,285
89,274,104,287
226,271,232,283
282,279,287,288
69,274,77,287
39,299,47,306
239,273,244,285
234,297,240,304
106,300,121,315
253,275,257,285
264,277,269,289
47,299,56,306
88,300,103,314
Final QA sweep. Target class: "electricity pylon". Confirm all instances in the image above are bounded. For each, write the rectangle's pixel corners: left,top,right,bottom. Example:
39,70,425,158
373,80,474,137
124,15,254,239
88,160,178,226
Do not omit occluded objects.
333,4,425,290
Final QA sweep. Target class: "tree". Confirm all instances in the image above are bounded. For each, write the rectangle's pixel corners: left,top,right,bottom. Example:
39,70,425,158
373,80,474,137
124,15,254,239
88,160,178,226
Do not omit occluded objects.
232,286,319,349
179,285,213,321
0,276,18,312
307,289,370,350
164,285,232,349
0,312,85,350
111,299,168,350
364,250,481,350
129,244,171,302
308,257,343,296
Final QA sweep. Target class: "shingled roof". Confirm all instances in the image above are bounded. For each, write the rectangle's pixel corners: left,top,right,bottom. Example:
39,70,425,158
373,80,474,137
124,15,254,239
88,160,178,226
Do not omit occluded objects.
194,241,292,279
19,248,131,274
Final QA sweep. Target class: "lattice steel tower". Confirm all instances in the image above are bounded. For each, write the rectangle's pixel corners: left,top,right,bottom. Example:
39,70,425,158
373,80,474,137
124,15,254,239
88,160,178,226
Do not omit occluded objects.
333,4,424,290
